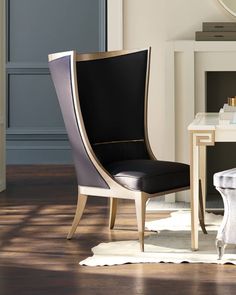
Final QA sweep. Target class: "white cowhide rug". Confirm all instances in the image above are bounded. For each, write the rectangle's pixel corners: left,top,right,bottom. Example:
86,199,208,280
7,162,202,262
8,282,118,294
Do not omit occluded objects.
79,211,236,266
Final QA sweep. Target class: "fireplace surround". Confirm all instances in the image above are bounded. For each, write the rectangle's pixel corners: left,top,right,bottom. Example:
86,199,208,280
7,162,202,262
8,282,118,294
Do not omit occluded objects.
167,41,236,207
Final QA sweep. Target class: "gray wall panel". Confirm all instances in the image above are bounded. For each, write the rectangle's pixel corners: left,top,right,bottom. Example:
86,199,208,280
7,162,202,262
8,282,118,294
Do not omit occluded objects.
7,144,73,164
8,73,64,128
6,0,106,164
8,0,104,62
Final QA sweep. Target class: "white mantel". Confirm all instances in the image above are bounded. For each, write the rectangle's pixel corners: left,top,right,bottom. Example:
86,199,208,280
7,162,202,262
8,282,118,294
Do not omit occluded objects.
167,40,236,202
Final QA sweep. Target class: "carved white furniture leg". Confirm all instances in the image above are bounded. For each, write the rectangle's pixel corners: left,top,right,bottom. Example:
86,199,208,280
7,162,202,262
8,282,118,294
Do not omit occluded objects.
189,112,236,251
214,168,236,259
190,130,215,250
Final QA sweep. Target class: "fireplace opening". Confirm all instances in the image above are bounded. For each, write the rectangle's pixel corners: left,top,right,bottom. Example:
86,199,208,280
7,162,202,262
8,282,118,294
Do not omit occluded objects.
206,71,236,208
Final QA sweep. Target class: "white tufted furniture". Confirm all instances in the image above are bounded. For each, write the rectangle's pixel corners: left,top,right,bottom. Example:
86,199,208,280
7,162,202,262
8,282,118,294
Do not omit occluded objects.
214,168,236,259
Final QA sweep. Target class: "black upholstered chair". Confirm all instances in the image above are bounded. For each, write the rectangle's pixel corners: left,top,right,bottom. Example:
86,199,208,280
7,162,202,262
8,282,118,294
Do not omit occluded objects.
48,48,190,251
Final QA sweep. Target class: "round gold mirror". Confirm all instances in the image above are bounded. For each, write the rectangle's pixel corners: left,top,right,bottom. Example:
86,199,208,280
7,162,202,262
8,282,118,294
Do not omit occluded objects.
218,0,236,16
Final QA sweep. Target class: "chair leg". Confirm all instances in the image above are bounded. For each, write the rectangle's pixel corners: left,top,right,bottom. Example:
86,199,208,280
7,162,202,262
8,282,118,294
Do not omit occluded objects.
109,197,118,229
67,194,87,239
135,194,148,252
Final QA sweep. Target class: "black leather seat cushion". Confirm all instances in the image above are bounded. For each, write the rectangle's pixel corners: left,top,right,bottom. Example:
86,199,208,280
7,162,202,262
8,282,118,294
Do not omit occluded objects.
106,159,190,194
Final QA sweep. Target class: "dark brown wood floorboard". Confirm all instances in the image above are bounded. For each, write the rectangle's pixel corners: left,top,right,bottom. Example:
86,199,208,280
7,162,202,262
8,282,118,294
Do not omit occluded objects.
0,165,235,295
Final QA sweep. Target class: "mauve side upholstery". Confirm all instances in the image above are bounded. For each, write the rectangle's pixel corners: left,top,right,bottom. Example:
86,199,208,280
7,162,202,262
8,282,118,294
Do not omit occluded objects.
49,56,108,189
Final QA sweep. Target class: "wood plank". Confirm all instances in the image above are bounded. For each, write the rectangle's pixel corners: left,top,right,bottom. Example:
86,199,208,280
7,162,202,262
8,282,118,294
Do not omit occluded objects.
0,165,235,295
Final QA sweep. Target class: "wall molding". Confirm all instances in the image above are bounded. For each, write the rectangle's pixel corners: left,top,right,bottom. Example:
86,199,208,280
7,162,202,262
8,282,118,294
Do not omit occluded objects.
6,127,67,135
6,62,49,69
7,145,71,150
6,135,68,142
99,0,107,51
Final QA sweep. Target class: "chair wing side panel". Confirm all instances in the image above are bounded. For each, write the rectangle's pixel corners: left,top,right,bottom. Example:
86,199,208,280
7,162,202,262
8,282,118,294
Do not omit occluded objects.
49,56,109,189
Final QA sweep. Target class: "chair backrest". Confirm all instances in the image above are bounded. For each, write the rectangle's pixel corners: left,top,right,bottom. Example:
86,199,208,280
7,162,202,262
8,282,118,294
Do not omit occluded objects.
48,48,152,188
77,49,151,165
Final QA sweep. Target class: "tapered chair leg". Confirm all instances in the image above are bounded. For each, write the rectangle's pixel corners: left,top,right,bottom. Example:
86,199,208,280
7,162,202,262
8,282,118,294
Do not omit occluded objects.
67,194,87,239
109,197,118,229
135,194,148,252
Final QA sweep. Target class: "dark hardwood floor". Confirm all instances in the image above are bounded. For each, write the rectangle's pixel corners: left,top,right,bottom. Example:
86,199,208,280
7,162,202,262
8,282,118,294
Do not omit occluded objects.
0,165,235,295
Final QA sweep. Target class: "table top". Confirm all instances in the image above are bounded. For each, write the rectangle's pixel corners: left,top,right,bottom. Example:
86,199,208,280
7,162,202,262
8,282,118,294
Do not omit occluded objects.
188,112,236,131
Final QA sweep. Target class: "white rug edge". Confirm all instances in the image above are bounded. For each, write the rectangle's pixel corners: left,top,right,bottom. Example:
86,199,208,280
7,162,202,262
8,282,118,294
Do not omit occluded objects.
79,211,236,267
79,254,236,267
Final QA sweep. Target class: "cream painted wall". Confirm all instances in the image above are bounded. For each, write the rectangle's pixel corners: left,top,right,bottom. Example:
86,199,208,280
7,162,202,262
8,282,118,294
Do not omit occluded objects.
107,0,123,50
123,0,235,161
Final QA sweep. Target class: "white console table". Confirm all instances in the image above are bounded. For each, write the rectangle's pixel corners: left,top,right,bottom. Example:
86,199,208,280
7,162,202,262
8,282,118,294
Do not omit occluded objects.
188,112,236,250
